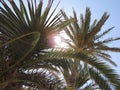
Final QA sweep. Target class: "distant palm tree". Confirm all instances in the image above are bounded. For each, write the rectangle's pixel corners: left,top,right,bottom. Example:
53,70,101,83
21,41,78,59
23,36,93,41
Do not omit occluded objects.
60,8,120,90
0,0,71,89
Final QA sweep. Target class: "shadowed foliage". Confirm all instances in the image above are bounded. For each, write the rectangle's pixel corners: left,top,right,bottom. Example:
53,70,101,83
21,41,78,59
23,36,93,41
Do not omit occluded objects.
0,0,72,89
0,0,120,90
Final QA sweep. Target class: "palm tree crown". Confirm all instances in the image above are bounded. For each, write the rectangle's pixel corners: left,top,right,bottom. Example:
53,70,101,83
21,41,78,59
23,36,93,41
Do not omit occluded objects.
0,0,120,90
60,8,120,90
62,8,120,66
0,0,71,89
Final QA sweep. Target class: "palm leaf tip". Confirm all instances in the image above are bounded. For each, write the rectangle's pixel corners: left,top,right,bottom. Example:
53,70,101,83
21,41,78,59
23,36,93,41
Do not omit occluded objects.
89,12,109,39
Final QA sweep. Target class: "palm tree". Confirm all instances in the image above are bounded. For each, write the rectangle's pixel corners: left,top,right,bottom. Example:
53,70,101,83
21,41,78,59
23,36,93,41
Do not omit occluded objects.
0,0,120,90
62,8,120,66
60,8,120,90
0,0,72,89
63,60,98,90
43,49,120,90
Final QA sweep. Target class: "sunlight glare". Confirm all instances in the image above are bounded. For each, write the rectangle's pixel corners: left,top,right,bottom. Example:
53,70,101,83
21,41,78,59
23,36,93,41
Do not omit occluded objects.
54,36,61,45
54,32,68,48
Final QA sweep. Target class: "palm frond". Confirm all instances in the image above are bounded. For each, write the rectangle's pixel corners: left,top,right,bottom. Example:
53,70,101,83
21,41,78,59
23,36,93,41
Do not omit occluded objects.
43,49,120,89
94,51,117,66
89,12,109,39
89,68,111,90
95,37,120,46
76,65,90,89
0,0,73,89
0,32,40,78
15,69,63,89
83,8,91,34
97,45,120,52
95,27,114,40
62,8,120,69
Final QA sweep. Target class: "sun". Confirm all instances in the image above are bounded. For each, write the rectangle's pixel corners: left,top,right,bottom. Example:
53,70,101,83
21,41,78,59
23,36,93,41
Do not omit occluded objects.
54,32,68,48
54,36,62,45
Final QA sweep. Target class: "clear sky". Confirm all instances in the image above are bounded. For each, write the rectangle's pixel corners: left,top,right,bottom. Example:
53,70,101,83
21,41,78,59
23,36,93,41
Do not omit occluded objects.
43,0,120,74
56,0,120,74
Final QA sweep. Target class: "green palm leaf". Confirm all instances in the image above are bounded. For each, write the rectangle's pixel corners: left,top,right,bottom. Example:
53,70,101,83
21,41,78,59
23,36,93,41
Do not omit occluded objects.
62,7,120,67
44,49,120,89
0,0,72,89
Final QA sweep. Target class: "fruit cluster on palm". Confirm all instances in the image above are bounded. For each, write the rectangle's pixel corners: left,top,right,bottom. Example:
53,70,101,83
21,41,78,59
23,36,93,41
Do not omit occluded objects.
0,0,120,90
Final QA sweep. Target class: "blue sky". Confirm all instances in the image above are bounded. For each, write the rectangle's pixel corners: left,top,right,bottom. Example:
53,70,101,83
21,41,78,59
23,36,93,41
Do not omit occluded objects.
0,0,120,74
57,0,120,74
